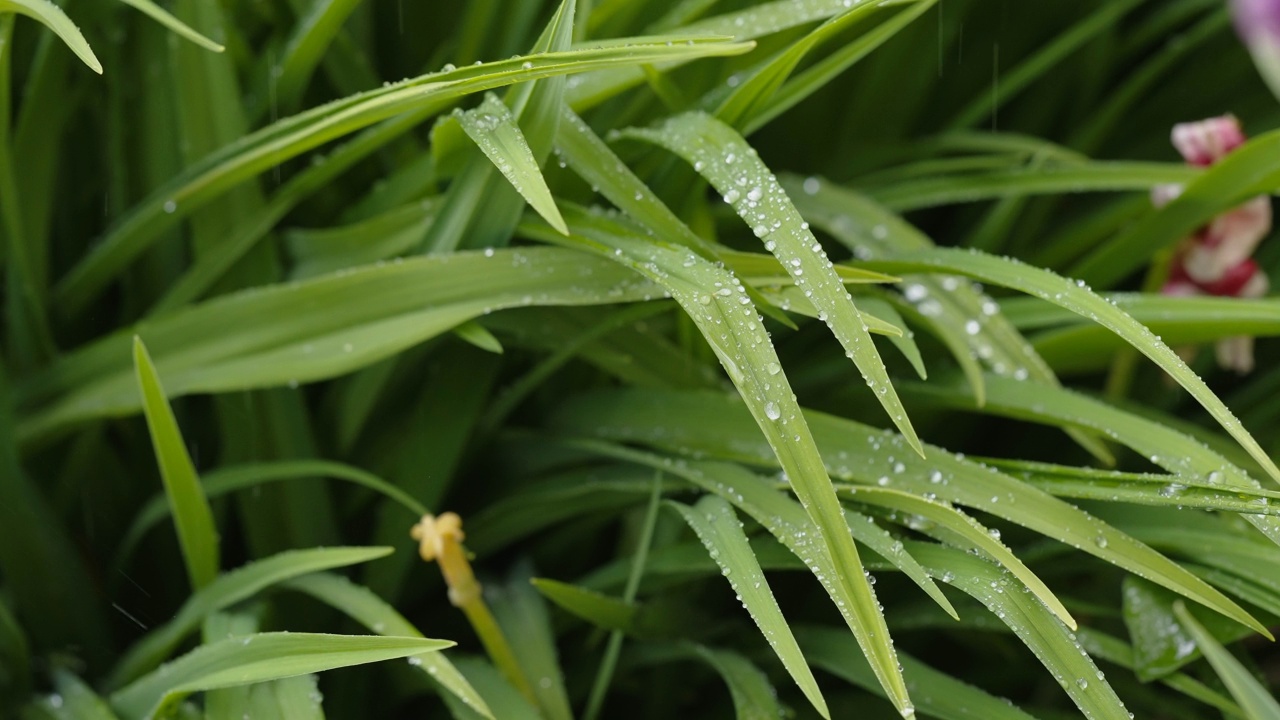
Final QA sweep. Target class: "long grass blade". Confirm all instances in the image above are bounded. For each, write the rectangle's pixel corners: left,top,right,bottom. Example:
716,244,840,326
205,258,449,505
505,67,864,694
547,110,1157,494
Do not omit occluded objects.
622,112,923,456
132,337,219,591
672,495,830,718
110,633,451,720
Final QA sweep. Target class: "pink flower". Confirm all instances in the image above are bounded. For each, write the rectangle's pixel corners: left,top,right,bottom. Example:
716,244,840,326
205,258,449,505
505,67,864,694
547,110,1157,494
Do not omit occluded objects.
1232,0,1280,98
1155,115,1273,374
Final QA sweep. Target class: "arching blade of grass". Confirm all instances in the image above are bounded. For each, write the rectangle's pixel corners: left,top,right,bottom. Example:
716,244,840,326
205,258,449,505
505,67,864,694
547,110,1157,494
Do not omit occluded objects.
107,547,393,689
743,0,938,135
51,35,753,315
622,112,924,457
271,0,359,109
1121,576,1252,682
133,337,219,591
117,0,224,52
116,459,424,567
282,573,493,719
568,0,866,109
848,295,926,379
905,543,1131,720
859,247,1280,486
153,109,438,313
1188,565,1280,620
569,440,958,628
422,0,574,256
448,658,540,720
1076,628,1245,718
864,162,1196,212
689,645,784,720
40,670,119,720
0,0,100,73
465,467,675,558
553,105,795,329
788,176,1112,462
549,388,1266,636
458,93,567,234
900,373,1280,558
991,459,1280,517
488,564,573,720
22,247,664,441
1173,602,1280,720
672,495,831,719
531,579,637,632
109,633,452,720
1071,128,1280,288
522,206,914,716
1001,294,1280,335
287,200,438,280
1014,299,1280,375
836,486,1074,630
713,0,890,128
795,626,1039,720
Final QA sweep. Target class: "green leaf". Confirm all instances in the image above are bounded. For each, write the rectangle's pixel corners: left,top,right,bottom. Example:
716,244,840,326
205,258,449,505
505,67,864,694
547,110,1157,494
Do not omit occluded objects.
109,633,451,720
282,573,493,719
906,543,1131,720
1071,128,1280,288
1122,577,1249,682
671,495,830,719
835,485,1074,630
116,460,427,565
116,0,224,52
132,336,219,591
560,442,957,621
690,645,784,720
1173,602,1280,720
531,579,637,632
488,564,573,720
52,35,752,314
457,93,567,235
271,0,359,108
521,206,913,716
621,112,924,457
995,458,1280,518
865,161,1195,212
552,105,795,329
785,176,1111,462
713,0,890,129
551,387,1265,637
0,0,100,73
859,248,1280,486
107,547,393,690
795,626,1038,720
902,371,1280,604
25,248,664,440
744,0,939,134
452,321,505,355
46,670,120,720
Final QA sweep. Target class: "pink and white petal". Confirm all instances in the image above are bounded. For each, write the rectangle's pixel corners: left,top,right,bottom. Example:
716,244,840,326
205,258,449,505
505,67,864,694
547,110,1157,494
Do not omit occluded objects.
1171,115,1247,166
1183,197,1273,283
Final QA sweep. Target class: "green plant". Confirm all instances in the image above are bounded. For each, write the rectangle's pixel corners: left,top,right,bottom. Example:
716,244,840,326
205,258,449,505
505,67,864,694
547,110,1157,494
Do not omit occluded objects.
2,0,1280,717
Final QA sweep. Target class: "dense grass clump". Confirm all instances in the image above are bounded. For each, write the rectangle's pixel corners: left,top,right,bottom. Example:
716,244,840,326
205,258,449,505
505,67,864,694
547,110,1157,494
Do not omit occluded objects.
3,0,1280,718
